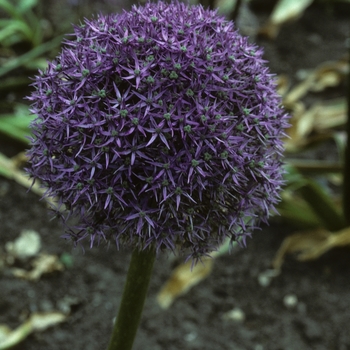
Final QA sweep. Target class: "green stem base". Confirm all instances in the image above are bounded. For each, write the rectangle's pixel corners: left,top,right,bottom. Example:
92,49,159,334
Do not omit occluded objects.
107,248,156,350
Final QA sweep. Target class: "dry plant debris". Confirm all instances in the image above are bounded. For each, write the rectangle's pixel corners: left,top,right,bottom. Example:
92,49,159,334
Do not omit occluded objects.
10,253,64,281
0,312,67,350
157,257,214,309
272,226,350,270
0,152,44,197
259,0,313,39
157,239,233,309
2,230,64,280
281,55,349,152
5,229,41,260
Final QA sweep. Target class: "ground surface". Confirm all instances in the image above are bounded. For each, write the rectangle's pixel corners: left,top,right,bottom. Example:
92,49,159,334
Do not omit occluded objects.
1,2,350,350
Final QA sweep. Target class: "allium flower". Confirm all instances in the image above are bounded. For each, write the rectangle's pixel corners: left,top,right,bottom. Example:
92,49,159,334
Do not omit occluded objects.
27,1,289,259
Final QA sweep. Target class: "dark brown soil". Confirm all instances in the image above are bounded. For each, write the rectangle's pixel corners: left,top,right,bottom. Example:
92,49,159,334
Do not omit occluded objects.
1,2,349,350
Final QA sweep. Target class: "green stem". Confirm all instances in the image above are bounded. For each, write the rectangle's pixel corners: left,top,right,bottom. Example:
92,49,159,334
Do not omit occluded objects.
342,45,350,225
107,248,156,350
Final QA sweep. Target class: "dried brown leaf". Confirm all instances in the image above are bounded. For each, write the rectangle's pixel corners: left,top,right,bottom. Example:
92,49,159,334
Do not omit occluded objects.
310,56,349,92
0,312,66,350
284,56,348,105
0,152,43,197
259,0,313,39
11,253,64,281
276,74,291,97
284,98,345,152
157,257,213,309
284,75,316,105
273,227,350,270
29,312,67,331
313,98,347,131
0,152,58,208
284,101,311,152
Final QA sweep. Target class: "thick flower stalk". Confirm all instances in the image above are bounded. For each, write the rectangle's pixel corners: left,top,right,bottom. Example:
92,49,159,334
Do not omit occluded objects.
27,1,289,259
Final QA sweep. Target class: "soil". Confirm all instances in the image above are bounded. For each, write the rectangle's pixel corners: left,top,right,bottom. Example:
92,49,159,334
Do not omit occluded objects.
1,2,350,350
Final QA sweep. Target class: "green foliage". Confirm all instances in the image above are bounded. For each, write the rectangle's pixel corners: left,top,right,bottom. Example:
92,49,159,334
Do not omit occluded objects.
0,35,63,77
0,0,63,78
0,104,36,143
278,164,347,231
0,0,44,48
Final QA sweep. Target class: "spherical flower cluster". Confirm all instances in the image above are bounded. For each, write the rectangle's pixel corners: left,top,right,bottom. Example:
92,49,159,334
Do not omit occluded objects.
27,1,289,259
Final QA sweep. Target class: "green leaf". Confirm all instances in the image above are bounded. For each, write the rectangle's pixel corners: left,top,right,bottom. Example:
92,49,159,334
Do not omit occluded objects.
277,193,321,229
0,35,62,77
0,104,36,144
0,77,30,92
0,19,14,28
297,179,347,232
0,0,18,18
17,0,38,13
0,19,32,43
281,163,346,230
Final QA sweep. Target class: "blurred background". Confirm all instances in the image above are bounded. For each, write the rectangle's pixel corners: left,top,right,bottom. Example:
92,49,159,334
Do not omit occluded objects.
0,1,349,349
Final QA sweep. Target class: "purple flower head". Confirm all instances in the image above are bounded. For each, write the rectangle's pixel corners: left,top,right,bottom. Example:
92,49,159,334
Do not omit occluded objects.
27,1,289,259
